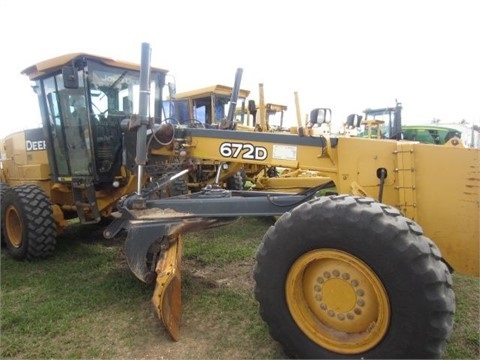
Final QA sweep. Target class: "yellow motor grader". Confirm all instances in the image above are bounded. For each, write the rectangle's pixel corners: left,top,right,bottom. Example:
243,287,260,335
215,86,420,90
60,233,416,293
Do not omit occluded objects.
1,43,479,359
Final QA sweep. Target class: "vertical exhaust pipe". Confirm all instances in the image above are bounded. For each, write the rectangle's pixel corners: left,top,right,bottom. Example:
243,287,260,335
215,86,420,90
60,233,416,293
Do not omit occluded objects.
135,42,152,196
224,68,243,129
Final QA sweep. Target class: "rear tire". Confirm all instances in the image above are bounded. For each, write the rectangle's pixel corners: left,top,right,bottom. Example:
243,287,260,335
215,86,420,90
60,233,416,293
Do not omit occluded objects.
254,195,455,359
2,184,56,260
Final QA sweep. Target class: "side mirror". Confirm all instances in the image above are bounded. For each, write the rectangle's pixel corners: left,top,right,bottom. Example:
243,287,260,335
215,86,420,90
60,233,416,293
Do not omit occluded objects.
62,65,78,89
346,114,363,128
310,108,333,126
310,108,323,125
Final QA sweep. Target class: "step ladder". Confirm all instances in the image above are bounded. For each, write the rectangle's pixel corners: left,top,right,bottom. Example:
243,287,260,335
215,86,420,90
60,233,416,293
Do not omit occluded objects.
72,178,101,224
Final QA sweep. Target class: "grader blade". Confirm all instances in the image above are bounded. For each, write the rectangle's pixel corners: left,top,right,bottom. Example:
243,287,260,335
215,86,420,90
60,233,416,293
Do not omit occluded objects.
152,236,183,341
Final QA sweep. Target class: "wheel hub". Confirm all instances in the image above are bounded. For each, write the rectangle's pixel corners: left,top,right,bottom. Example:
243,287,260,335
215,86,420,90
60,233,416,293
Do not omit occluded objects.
286,249,390,354
303,259,379,333
5,206,23,248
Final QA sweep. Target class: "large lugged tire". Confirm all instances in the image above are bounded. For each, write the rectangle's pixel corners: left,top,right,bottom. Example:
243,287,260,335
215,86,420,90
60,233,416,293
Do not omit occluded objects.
2,184,56,260
254,195,455,359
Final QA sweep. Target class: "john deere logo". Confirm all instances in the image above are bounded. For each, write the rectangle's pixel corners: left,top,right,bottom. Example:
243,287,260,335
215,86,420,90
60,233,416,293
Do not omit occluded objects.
25,128,46,152
26,139,47,151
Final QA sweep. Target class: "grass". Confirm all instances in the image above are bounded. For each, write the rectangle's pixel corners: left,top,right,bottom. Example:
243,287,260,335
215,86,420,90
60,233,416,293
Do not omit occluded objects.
443,274,480,359
0,230,154,359
182,217,273,265
1,217,479,359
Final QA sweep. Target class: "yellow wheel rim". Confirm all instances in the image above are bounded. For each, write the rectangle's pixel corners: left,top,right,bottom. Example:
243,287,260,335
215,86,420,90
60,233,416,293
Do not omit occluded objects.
5,205,23,248
286,249,390,354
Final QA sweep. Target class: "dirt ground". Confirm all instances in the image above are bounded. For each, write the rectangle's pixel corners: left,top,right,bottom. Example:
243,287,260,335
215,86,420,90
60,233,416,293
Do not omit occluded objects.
119,259,272,359
111,257,283,360
60,223,283,359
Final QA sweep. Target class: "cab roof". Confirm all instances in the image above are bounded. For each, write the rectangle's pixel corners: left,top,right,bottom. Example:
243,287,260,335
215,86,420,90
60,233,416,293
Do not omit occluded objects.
174,84,250,99
21,53,168,80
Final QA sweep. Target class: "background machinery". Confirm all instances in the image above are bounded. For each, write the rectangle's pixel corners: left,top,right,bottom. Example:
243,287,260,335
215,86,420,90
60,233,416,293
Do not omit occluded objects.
163,82,250,191
1,43,479,359
402,124,471,146
342,102,471,147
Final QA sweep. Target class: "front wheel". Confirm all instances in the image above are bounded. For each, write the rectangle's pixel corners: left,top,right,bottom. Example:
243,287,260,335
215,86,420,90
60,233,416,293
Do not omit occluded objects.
254,195,455,359
2,184,56,260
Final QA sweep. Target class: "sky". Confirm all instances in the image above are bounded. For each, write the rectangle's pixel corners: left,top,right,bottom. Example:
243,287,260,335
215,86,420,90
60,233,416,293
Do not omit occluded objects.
0,0,478,138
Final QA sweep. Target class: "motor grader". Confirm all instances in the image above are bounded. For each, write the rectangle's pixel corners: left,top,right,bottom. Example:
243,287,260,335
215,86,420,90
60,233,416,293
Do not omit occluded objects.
1,43,479,359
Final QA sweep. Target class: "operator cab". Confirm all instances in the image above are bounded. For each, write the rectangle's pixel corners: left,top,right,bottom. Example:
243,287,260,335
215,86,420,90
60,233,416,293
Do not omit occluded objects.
168,85,250,127
22,54,168,186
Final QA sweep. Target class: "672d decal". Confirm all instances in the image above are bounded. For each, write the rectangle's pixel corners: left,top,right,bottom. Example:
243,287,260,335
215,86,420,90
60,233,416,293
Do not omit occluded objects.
219,142,268,161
